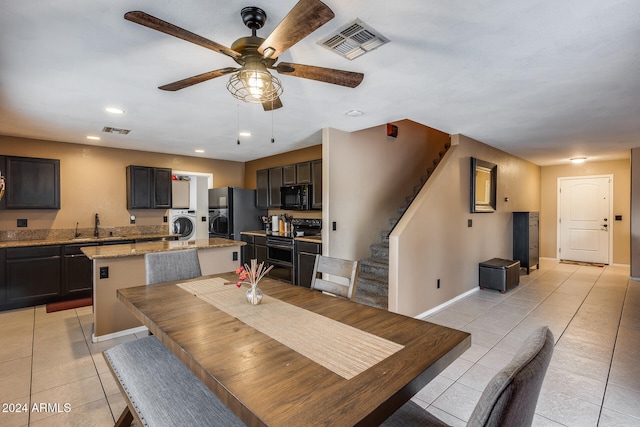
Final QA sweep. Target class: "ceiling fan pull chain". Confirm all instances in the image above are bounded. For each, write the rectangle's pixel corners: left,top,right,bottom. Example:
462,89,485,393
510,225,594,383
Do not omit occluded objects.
271,104,275,143
236,103,241,145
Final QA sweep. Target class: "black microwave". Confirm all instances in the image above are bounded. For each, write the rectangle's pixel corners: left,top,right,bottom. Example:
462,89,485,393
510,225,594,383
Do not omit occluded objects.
280,185,312,210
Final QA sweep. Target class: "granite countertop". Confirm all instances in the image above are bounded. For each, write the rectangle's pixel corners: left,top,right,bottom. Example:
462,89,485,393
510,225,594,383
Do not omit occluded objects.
241,231,322,243
81,237,245,260
0,233,178,249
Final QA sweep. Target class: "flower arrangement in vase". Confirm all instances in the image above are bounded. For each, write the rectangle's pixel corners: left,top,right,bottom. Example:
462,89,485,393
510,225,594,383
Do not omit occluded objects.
226,259,273,305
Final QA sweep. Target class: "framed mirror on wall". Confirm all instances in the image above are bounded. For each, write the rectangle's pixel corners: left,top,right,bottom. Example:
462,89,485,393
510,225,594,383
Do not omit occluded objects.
470,157,497,213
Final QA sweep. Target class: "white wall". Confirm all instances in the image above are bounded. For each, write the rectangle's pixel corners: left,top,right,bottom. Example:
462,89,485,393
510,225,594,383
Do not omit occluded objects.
389,135,540,316
322,120,451,261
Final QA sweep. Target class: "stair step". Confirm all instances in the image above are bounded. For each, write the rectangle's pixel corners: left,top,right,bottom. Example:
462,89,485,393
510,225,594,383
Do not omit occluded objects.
355,272,388,310
370,242,389,260
357,272,388,295
360,259,388,278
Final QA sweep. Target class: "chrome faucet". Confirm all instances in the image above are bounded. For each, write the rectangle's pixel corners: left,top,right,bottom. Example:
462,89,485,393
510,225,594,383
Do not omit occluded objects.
94,213,100,237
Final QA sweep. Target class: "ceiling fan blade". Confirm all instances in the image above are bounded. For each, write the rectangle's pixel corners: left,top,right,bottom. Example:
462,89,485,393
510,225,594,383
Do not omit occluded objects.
262,97,283,111
159,67,238,91
258,0,334,59
124,11,241,59
276,62,364,88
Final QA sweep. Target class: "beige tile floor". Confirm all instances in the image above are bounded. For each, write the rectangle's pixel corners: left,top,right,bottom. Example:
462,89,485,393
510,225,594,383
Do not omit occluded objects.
0,258,638,426
0,303,145,427
420,259,640,426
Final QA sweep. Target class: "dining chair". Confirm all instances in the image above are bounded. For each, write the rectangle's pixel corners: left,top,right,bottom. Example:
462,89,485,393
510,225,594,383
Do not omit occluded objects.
145,249,202,285
381,326,554,427
310,255,360,300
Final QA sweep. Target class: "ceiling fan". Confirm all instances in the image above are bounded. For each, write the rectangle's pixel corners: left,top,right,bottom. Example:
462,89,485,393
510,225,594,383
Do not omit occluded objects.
124,0,364,111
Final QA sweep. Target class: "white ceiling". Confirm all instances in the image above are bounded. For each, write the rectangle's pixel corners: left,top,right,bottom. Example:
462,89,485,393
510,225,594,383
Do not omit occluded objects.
1,0,639,166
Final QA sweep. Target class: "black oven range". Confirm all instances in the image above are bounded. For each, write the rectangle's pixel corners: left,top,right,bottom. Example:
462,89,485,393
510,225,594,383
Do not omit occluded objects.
265,218,321,284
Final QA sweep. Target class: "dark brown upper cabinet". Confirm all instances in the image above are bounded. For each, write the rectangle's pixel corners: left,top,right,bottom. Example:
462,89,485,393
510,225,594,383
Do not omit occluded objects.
255,159,322,211
126,166,172,209
0,155,60,209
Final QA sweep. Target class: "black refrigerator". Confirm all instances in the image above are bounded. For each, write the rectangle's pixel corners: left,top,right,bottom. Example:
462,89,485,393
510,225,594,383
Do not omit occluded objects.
208,187,266,240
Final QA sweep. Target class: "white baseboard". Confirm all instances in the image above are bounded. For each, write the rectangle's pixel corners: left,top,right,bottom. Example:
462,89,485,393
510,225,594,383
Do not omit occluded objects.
415,287,479,320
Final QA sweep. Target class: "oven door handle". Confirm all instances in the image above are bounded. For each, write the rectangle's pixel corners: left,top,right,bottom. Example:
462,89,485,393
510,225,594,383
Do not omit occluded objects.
267,243,294,250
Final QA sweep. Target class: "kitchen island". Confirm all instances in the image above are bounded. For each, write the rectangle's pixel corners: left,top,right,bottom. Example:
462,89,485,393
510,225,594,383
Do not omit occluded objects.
82,238,244,342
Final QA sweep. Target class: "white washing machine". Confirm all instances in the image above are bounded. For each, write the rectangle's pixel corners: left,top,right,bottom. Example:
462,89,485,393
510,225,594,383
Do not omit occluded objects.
169,209,197,241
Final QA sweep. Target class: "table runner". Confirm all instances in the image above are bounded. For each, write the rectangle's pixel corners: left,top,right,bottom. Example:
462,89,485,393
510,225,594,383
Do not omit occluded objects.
177,277,404,380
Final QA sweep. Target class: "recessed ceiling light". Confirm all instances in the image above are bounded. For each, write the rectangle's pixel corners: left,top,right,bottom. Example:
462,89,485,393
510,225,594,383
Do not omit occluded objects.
195,149,205,153
345,110,363,117
105,107,124,114
86,136,101,140
239,131,251,137
570,157,587,164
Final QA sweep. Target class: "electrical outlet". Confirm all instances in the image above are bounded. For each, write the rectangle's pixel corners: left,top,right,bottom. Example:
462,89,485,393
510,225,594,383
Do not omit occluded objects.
99,266,109,279
437,278,440,289
201,216,207,222
233,251,238,261
468,219,473,227
163,216,168,223
17,218,28,227
332,221,337,231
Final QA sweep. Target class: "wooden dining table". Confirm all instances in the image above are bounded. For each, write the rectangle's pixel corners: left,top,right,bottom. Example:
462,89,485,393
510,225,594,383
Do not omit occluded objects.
116,273,471,427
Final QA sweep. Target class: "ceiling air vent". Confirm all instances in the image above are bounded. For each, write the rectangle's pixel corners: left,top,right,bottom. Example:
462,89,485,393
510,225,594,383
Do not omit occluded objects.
102,126,131,135
318,19,389,60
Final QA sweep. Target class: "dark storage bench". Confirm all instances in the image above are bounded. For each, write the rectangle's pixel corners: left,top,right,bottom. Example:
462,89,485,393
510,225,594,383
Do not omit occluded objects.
479,258,520,293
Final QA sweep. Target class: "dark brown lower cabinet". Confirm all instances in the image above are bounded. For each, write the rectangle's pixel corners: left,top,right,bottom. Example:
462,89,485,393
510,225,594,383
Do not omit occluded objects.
296,241,322,288
255,236,267,265
5,245,62,307
64,243,98,296
0,238,166,312
241,235,254,264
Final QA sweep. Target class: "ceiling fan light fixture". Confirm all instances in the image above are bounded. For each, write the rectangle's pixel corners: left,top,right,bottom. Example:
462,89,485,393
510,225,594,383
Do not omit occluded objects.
227,66,283,104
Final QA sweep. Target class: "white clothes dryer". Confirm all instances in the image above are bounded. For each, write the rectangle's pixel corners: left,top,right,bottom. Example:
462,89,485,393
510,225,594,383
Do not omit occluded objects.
169,209,196,241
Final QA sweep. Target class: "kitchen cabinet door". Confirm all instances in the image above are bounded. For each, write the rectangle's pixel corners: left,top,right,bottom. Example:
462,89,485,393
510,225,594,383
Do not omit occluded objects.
127,166,172,209
0,249,5,305
5,246,62,306
268,167,283,209
283,165,296,186
311,159,322,209
3,156,60,209
296,241,322,288
127,166,152,208
63,243,97,297
241,234,255,264
153,168,172,208
296,162,312,184
256,169,269,209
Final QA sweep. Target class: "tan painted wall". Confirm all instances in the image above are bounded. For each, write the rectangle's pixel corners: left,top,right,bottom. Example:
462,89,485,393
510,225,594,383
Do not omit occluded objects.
0,136,244,231
244,145,322,189
631,149,640,277
540,159,630,265
389,134,541,317
323,120,451,261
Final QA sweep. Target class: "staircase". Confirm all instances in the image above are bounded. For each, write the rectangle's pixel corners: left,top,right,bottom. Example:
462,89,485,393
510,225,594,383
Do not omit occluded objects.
354,142,451,310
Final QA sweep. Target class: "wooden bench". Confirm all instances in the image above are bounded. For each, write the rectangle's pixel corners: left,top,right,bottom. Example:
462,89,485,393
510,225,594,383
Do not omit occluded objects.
103,336,246,427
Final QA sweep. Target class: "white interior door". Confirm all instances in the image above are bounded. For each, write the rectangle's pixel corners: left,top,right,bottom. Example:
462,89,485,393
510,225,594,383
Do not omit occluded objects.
558,176,612,264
